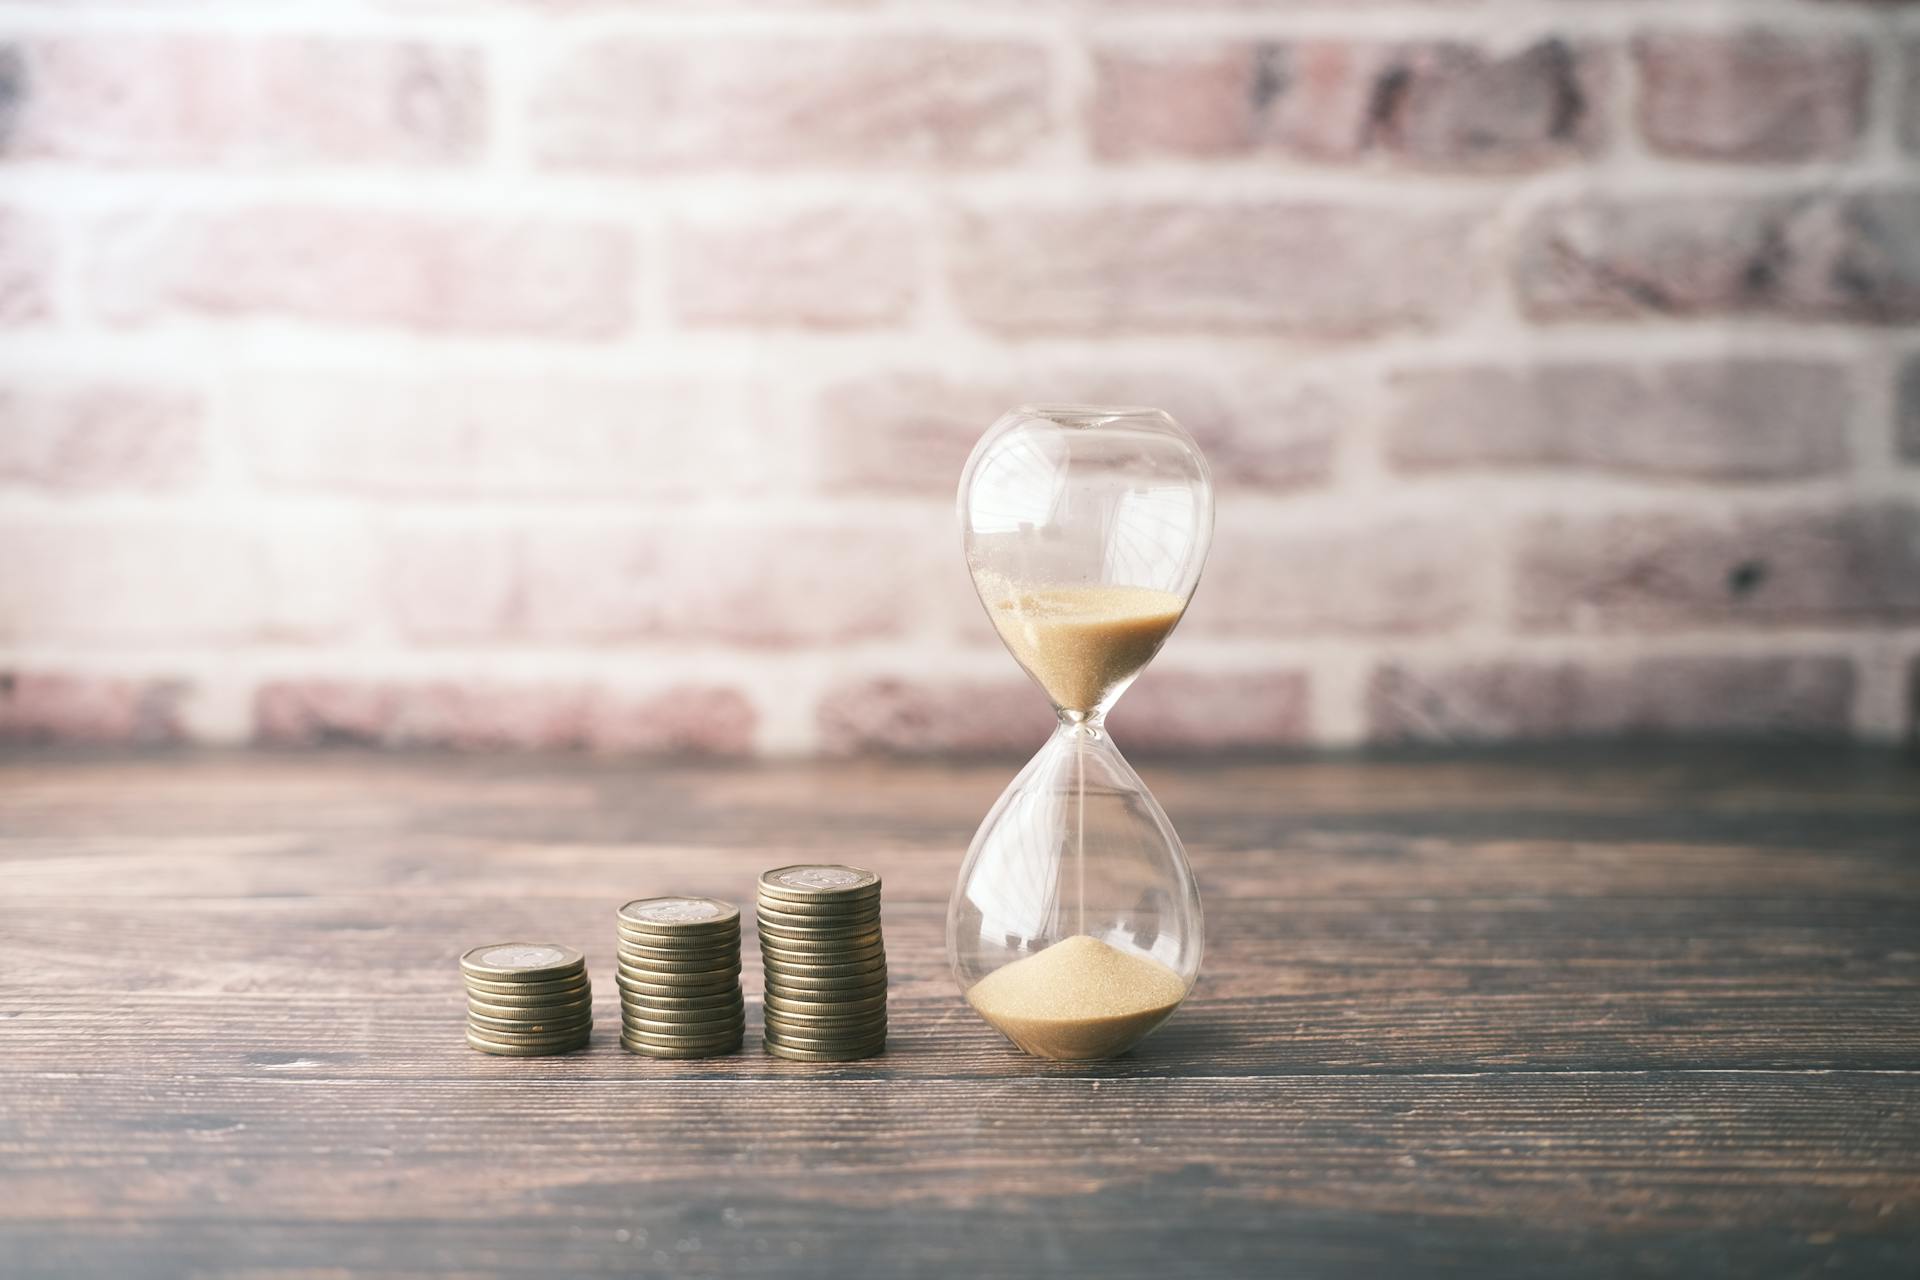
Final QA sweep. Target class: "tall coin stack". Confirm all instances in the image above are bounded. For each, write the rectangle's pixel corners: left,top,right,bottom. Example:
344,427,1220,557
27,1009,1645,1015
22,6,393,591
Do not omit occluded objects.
758,865,888,1061
616,897,746,1058
461,942,593,1056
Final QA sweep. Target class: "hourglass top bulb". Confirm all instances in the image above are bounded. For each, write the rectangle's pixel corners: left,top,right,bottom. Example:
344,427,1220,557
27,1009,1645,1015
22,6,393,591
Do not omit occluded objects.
958,405,1213,721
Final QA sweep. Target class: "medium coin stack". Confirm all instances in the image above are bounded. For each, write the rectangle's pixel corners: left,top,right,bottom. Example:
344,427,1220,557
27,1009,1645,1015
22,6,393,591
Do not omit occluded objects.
758,865,888,1061
616,897,746,1058
461,942,593,1056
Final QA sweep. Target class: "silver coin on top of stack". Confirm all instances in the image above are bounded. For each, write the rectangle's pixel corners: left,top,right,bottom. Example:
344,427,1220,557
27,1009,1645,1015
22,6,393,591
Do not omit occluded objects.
758,865,886,1061
461,942,592,1056
616,897,745,1058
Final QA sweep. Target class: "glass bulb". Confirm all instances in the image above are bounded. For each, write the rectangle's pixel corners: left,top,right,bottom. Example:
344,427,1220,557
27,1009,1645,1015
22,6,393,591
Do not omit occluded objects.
947,405,1214,1060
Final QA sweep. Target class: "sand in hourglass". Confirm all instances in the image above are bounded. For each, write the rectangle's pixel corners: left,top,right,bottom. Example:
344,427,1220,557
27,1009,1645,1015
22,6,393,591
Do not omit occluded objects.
987,585,1187,713
966,935,1188,1060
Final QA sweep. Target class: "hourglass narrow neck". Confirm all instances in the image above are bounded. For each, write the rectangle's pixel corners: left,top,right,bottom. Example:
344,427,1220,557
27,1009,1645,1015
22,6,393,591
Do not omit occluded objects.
1057,708,1106,735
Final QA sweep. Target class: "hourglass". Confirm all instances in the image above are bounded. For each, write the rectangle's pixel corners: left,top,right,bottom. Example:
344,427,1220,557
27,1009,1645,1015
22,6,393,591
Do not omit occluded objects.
947,405,1213,1060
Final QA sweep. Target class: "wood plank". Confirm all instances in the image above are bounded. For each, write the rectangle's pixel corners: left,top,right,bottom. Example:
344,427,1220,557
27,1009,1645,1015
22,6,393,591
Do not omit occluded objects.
2,1073,1915,1218
3,891,1916,1076
1,748,1916,1278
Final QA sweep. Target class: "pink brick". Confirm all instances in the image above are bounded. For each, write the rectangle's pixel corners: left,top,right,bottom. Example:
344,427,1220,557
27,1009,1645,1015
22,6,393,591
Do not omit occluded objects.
1367,654,1856,741
0,520,258,642
517,519,925,645
89,207,633,336
530,37,1050,170
254,679,755,755
236,371,782,498
1376,39,1606,168
258,519,376,643
951,201,1482,336
585,685,757,756
0,380,203,489
816,676,1050,755
384,526,520,641
1090,43,1289,161
1384,359,1850,479
4,35,483,166
1108,668,1312,751
1635,30,1866,163
1188,513,1487,637
0,208,55,326
670,207,918,329
255,679,395,746
0,671,190,745
815,368,1340,495
1904,41,1920,155
1898,353,1920,463
818,667,1311,754
1515,190,1920,324
1093,38,1602,170
1515,503,1920,633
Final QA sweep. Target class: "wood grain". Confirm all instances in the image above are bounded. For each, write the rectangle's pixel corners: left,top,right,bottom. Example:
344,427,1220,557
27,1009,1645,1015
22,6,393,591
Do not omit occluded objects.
1,746,1916,1278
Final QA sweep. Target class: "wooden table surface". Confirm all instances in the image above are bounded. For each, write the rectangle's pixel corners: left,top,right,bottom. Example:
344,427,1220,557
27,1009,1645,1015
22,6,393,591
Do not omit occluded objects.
2,746,1918,1278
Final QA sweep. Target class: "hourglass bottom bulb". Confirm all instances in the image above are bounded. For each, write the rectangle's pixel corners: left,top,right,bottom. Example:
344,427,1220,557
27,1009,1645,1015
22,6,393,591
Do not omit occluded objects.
964,935,1188,1061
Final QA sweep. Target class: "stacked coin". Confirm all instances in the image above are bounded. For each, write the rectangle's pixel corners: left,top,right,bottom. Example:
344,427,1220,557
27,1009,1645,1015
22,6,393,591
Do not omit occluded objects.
758,865,887,1061
616,897,745,1058
461,942,593,1056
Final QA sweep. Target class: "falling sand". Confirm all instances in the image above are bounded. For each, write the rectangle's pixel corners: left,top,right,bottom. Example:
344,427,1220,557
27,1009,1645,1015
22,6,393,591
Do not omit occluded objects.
987,585,1187,714
966,935,1188,1060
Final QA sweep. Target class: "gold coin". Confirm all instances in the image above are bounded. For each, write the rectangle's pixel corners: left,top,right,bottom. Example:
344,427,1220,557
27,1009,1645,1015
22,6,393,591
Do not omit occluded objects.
755,906,880,928
762,970,887,996
751,888,878,913
617,930,741,956
755,910,881,934
763,1023,887,1050
762,1037,884,1062
615,988,744,1011
468,1010,593,1036
466,1028,591,1055
467,994,594,1021
617,897,740,933
754,924,884,950
761,954,887,980
617,943,740,969
620,1036,741,1059
616,932,739,957
614,973,740,999
616,953,742,976
621,1019,747,1043
756,936,890,955
462,974,592,1000
617,955,739,978
757,865,881,904
763,1006,886,1030
756,936,885,958
762,990,888,1017
763,1025,886,1047
617,998,744,1024
459,942,586,983
618,1018,739,1036
753,897,883,922
463,981,592,1006
465,1015,595,1040
621,1012,744,1038
760,932,887,951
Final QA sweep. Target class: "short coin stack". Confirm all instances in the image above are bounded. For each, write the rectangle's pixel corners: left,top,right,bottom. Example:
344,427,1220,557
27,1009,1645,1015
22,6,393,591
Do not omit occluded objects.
758,865,888,1061
461,942,593,1056
616,897,746,1058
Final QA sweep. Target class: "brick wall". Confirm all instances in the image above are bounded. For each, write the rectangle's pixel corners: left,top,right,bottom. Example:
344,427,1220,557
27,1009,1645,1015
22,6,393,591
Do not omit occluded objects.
1,0,1917,755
